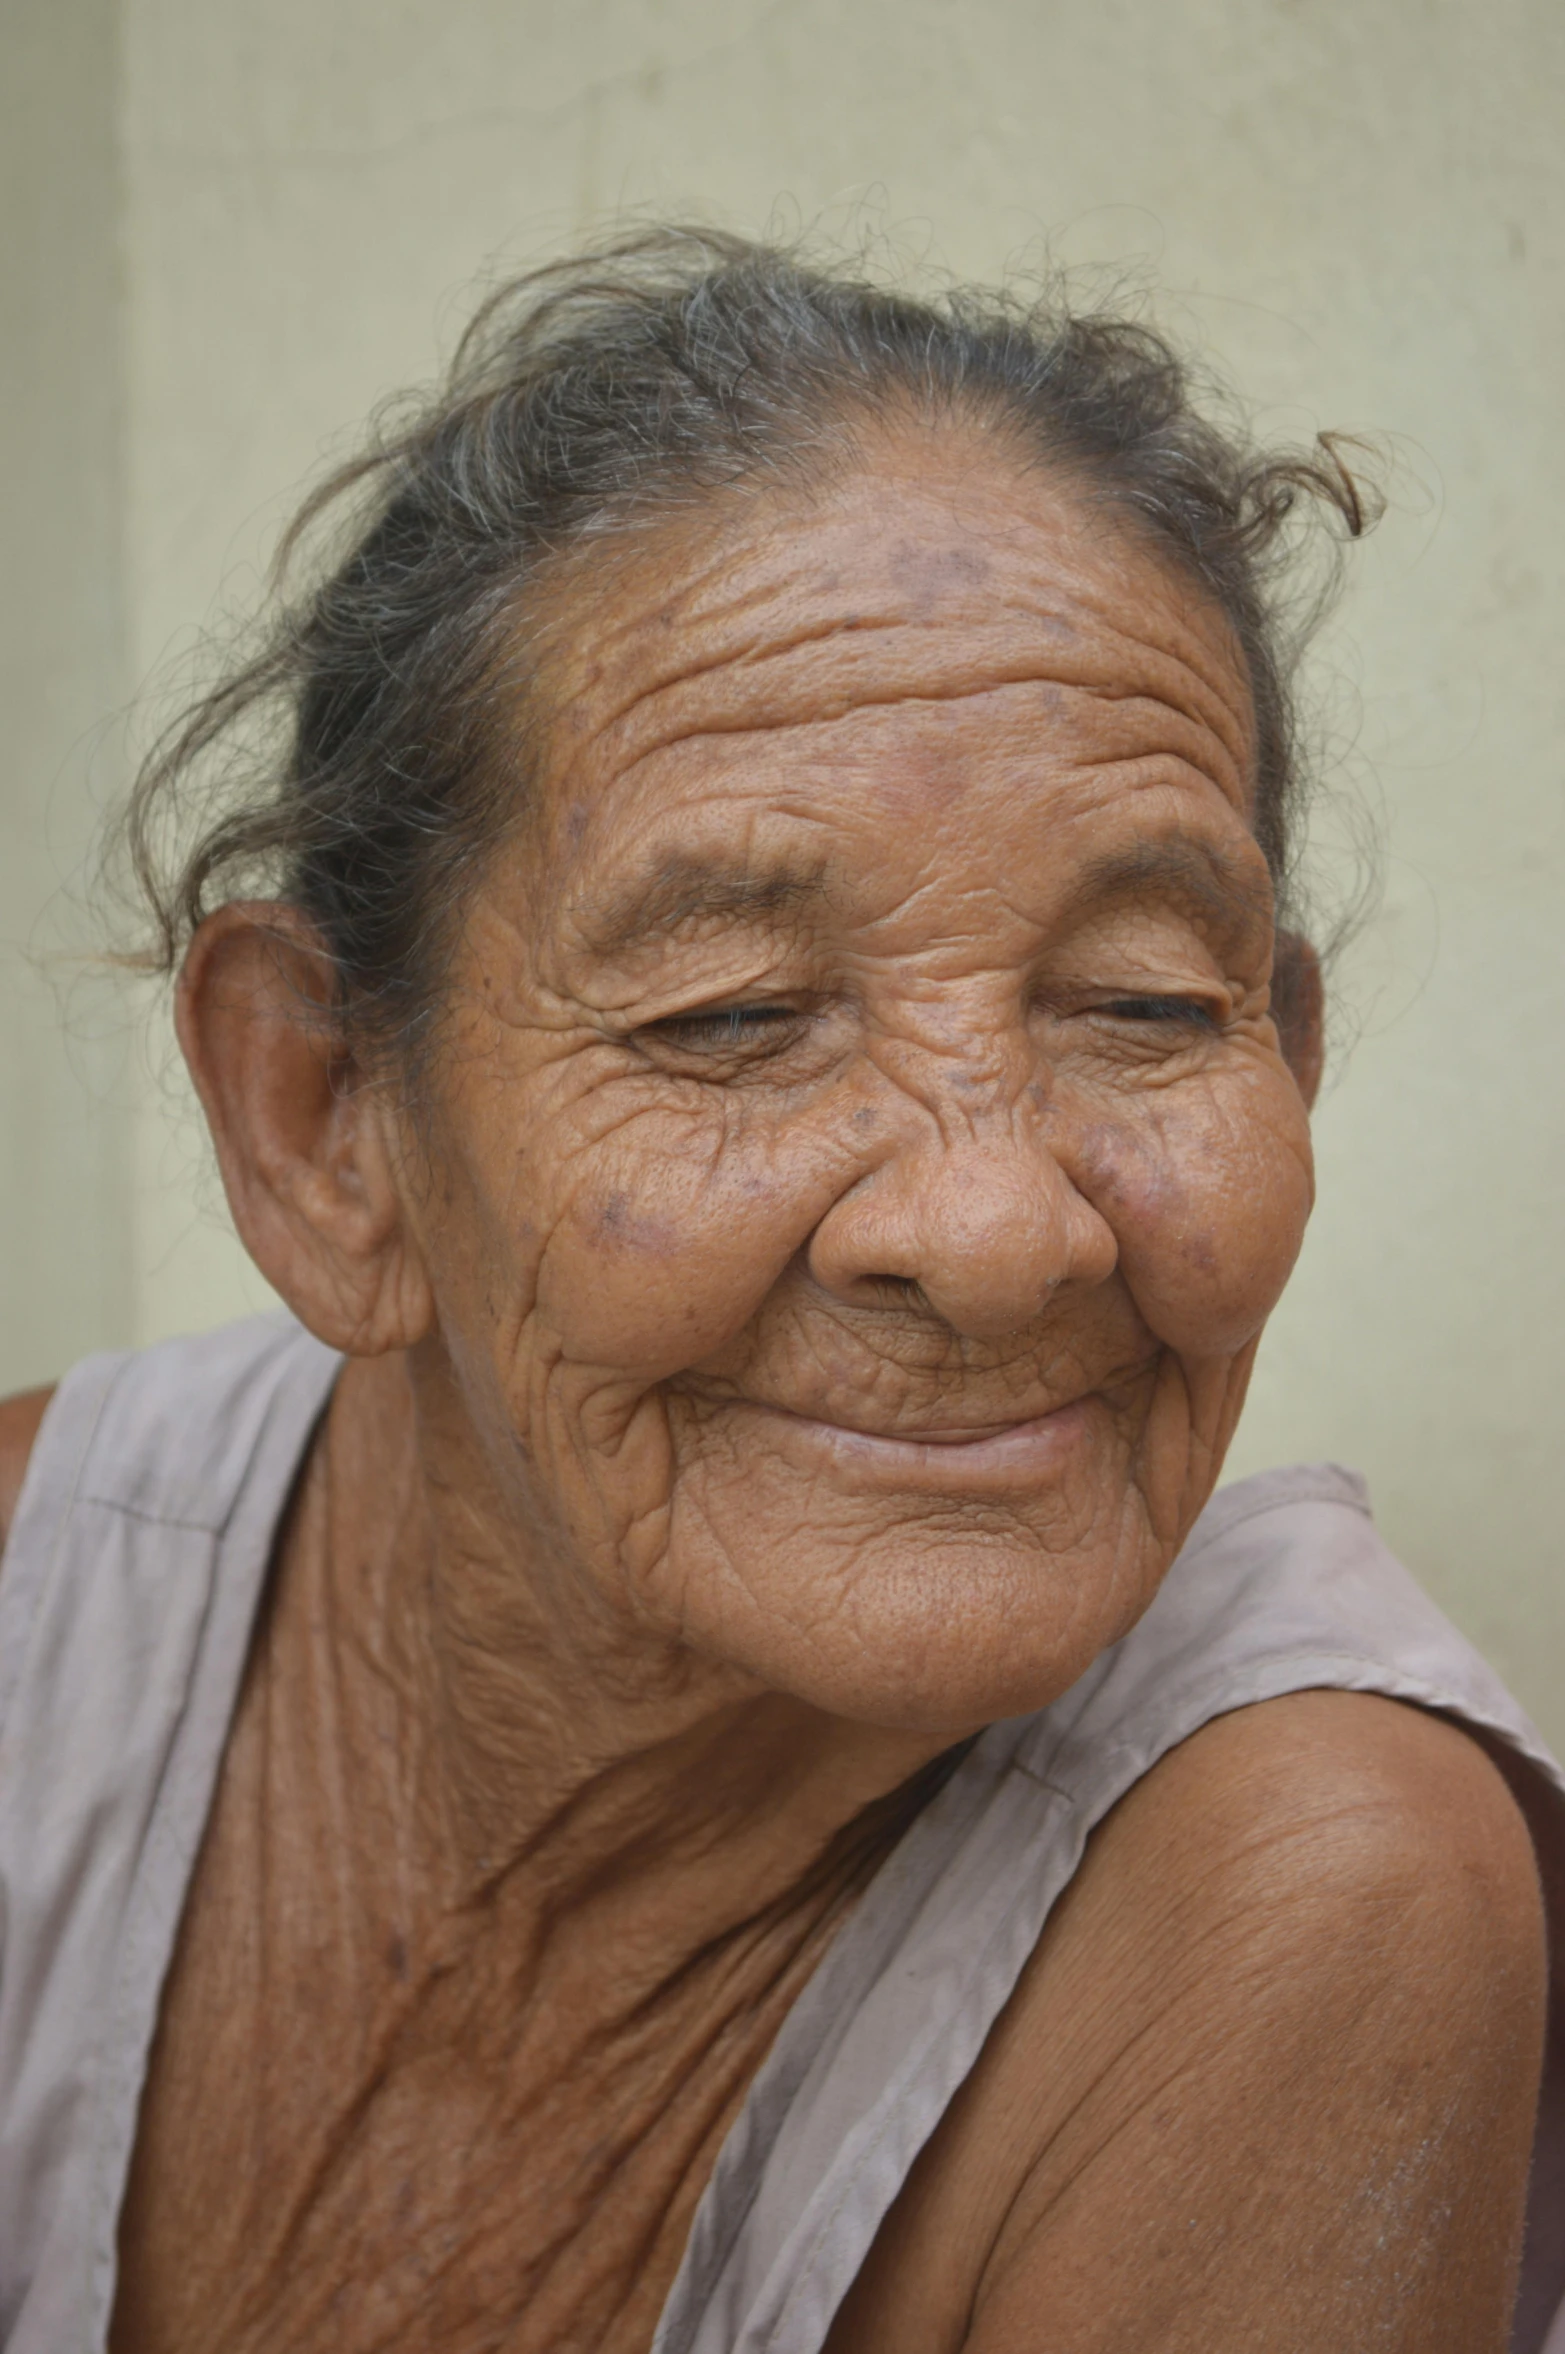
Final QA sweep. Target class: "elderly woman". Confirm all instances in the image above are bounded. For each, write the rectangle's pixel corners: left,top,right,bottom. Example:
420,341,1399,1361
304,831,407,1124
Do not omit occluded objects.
0,231,1560,2354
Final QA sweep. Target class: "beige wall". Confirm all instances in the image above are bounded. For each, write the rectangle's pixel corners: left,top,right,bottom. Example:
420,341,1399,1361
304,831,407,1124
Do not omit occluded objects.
1,0,134,1383
6,0,1563,1738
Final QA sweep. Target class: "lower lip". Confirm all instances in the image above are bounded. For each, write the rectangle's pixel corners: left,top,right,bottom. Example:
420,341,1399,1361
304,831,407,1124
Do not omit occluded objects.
741,1398,1098,1495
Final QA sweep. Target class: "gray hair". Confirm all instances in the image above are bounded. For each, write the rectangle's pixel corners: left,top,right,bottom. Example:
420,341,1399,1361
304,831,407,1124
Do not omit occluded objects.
120,225,1373,1070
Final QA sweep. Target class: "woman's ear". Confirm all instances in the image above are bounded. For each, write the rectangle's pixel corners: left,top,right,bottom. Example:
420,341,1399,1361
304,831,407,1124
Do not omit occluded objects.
175,903,435,1355
1272,930,1326,1112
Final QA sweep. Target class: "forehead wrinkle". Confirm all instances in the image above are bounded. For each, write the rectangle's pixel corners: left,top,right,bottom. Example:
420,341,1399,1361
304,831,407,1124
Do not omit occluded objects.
537,536,827,729
584,603,1246,770
539,521,1252,804
585,677,1250,844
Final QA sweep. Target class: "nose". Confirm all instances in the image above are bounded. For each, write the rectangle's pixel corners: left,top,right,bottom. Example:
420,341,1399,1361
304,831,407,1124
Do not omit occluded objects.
806,1098,1118,1340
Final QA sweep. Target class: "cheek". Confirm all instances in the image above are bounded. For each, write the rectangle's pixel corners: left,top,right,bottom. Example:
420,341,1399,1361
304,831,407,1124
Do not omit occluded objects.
420,1014,833,1385
530,1113,829,1378
1071,1076,1314,1358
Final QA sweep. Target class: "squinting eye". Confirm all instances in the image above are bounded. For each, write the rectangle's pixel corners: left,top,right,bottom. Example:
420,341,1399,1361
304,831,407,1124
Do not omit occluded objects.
646,1003,801,1050
1100,994,1220,1029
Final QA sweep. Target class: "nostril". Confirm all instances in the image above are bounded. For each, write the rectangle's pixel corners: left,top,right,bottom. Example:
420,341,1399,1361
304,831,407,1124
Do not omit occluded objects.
859,1273,926,1312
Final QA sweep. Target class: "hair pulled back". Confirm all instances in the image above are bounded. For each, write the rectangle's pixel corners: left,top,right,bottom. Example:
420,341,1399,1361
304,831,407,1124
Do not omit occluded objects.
121,224,1374,1072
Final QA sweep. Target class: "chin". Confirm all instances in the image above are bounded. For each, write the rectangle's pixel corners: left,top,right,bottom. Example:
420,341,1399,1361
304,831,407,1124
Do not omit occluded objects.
684,1526,1163,1736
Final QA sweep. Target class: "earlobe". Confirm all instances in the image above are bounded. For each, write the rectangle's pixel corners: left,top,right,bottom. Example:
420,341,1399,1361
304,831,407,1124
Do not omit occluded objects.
1271,932,1325,1111
175,903,434,1355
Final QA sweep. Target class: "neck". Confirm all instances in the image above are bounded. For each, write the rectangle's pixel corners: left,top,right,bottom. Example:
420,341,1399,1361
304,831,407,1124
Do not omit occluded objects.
305,1349,950,1950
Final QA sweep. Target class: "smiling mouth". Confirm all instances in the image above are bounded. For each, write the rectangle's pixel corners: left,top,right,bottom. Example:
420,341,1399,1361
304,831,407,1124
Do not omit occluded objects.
734,1395,1100,1492
765,1404,1078,1443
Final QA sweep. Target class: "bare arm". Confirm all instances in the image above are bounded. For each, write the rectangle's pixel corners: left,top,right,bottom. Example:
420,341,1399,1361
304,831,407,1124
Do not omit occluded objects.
0,1387,53,1554
831,1691,1546,2354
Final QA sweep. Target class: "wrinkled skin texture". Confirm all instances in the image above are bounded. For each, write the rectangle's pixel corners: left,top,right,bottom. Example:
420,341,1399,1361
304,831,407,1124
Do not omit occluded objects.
392,442,1310,1735
102,425,1543,2352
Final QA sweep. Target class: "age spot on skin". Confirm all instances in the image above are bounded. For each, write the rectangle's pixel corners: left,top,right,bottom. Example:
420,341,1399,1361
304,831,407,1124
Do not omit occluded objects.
595,1191,680,1257
890,540,993,604
1180,1229,1220,1278
1073,1119,1172,1218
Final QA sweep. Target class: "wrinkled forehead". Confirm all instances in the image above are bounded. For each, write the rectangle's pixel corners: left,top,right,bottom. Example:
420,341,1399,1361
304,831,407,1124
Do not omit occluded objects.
525,435,1258,834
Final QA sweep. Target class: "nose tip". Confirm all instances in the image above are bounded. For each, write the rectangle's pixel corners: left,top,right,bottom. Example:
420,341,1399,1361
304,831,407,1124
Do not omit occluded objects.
901,1161,1069,1336
807,1132,1118,1340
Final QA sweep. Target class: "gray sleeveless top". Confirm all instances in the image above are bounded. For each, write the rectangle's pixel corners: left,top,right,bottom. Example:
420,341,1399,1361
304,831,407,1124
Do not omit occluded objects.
2,1315,1563,2354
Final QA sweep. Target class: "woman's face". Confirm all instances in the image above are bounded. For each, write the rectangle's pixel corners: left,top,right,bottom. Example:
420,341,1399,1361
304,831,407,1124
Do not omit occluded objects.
406,428,1314,1734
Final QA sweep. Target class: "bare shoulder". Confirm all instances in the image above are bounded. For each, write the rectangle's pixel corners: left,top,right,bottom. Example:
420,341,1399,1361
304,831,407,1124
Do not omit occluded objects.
1057,1682,1547,1960
0,1387,55,1554
829,1691,1547,2354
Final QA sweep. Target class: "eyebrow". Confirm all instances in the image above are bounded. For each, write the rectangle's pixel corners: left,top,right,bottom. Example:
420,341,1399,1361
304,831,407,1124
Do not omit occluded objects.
1067,834,1274,944
572,854,831,956
573,832,1271,961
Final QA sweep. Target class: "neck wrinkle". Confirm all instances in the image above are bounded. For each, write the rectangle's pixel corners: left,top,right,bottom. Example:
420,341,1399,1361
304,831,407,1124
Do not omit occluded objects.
296,1347,955,1978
